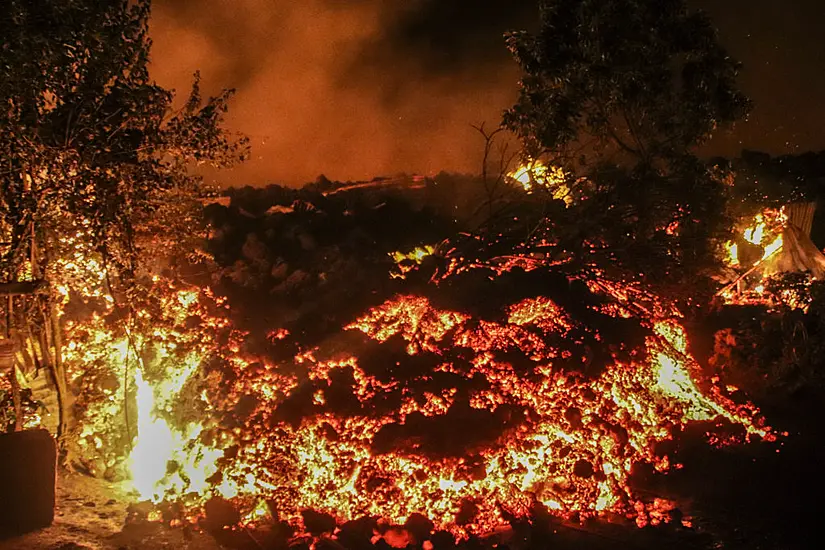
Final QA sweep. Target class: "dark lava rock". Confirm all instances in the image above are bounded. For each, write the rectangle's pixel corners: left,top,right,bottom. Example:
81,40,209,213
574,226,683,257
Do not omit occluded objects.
573,459,595,478
204,496,241,530
338,516,378,550
404,513,434,543
314,537,348,550
455,499,479,526
564,406,583,428
301,509,337,535
430,531,457,550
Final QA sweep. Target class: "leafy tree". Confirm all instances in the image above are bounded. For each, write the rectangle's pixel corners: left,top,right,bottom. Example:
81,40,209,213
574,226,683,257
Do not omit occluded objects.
501,0,750,300
0,0,247,446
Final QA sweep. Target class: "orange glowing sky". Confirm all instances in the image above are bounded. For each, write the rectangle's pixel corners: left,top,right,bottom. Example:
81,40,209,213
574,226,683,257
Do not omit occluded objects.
149,0,825,187
149,0,520,187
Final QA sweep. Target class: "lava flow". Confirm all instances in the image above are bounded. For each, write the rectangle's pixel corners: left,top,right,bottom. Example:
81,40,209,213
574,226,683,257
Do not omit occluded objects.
54,239,773,537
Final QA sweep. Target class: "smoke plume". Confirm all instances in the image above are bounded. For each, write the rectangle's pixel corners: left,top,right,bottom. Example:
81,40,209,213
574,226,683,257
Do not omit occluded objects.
149,0,535,187
149,0,825,187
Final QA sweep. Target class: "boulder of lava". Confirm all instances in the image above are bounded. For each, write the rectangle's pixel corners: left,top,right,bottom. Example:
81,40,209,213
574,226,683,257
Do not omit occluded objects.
372,526,412,549
203,496,241,531
573,459,595,479
301,509,337,536
337,516,379,550
404,513,435,544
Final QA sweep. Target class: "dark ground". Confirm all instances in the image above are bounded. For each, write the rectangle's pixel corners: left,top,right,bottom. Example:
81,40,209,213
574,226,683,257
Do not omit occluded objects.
649,389,825,550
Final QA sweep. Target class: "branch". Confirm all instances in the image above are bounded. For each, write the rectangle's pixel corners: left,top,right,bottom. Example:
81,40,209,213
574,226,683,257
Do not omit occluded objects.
0,279,48,296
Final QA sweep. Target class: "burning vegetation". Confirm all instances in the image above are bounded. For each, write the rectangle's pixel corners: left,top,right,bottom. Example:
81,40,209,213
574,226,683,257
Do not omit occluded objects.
5,1,825,549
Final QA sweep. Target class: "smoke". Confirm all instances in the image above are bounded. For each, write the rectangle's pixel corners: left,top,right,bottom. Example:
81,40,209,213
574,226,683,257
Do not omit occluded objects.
149,0,536,187
149,0,825,187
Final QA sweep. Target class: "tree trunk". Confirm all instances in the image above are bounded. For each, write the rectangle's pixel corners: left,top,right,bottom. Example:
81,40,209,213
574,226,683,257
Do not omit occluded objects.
38,299,70,451
4,296,22,432
37,235,73,457
48,299,70,442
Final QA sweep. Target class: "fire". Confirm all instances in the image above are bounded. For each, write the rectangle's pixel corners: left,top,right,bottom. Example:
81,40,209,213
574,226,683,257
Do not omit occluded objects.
130,367,176,499
391,246,435,265
391,245,435,278
723,208,786,269
129,364,226,503
508,160,570,203
762,234,783,261
725,241,739,266
61,274,234,497
743,214,766,245
720,207,794,306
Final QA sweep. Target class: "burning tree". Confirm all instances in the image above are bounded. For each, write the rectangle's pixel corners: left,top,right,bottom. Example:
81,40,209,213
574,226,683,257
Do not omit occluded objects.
502,0,751,302
0,0,246,452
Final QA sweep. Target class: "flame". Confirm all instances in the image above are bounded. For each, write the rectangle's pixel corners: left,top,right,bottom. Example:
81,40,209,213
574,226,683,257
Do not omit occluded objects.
743,214,766,245
721,207,792,306
130,367,176,500
508,160,570,203
391,246,435,265
390,245,435,278
724,209,786,269
761,234,783,261
725,242,740,267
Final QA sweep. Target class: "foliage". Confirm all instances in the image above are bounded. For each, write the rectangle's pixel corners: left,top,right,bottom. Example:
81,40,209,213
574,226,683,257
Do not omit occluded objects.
0,0,246,442
62,277,233,478
0,0,247,289
500,0,750,301
0,386,40,432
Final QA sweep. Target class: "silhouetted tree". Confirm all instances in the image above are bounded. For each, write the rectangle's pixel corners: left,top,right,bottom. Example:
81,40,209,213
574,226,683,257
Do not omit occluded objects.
501,0,750,300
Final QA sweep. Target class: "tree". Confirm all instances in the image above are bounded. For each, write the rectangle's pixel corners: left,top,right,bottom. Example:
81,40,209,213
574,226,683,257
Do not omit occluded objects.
0,0,247,449
501,0,750,300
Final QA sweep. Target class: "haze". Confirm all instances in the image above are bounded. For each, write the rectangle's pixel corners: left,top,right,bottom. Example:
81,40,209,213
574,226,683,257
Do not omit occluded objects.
149,0,825,187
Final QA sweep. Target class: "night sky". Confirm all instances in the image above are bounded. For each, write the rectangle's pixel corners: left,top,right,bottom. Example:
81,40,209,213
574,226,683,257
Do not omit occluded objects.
149,0,825,186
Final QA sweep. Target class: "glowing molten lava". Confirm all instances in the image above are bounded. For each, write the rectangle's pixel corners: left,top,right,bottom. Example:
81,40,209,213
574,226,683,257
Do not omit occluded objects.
168,288,770,536
59,249,773,538
130,367,176,500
